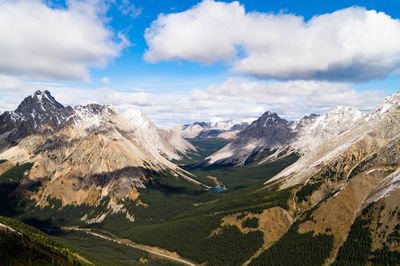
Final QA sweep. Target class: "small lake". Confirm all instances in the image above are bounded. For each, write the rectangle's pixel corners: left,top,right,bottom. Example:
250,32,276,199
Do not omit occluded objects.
207,186,227,192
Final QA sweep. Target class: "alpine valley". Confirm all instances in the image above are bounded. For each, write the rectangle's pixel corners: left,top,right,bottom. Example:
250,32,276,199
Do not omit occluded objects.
1,90,400,266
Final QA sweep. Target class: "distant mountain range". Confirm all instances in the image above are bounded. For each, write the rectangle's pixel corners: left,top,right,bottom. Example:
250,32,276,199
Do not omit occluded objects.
201,106,362,167
169,119,252,140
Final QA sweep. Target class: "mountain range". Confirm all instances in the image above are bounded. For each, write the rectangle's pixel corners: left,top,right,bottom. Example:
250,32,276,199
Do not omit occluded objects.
170,119,252,140
0,90,399,265
201,106,362,167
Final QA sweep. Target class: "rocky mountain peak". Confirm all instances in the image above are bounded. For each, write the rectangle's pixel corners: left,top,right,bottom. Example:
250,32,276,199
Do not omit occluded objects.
260,111,279,119
262,111,277,116
236,111,296,147
365,92,400,122
15,90,64,114
302,113,319,120
0,90,74,147
249,111,288,129
331,106,362,119
383,91,400,103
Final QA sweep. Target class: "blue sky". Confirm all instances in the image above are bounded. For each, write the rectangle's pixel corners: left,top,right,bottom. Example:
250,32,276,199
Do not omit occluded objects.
0,0,400,127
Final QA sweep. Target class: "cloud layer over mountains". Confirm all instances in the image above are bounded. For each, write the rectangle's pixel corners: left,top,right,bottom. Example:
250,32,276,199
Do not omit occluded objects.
145,0,400,81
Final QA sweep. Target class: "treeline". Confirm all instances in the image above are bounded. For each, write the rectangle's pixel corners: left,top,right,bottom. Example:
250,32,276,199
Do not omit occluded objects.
334,216,372,265
250,224,333,266
16,196,111,231
296,182,322,203
334,203,400,265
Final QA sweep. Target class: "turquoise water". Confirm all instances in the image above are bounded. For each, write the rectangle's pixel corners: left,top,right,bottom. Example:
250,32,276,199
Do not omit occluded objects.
207,186,227,192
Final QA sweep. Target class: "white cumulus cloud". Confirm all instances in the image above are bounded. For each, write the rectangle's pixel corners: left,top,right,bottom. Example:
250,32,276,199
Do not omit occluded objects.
191,78,386,116
144,0,400,81
0,0,128,81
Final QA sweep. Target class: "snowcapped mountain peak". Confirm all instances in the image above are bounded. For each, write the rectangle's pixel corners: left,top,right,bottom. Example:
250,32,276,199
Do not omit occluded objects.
33,90,53,102
365,92,400,122
247,110,285,129
123,109,153,129
0,90,75,143
302,113,319,120
298,105,361,142
379,92,400,113
332,105,357,113
328,105,362,123
15,90,64,114
261,111,280,120
383,91,400,103
329,106,362,122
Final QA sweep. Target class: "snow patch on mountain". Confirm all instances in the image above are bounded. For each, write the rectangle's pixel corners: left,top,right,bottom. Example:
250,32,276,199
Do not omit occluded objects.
365,169,400,204
292,106,362,154
73,104,113,128
365,92,400,122
123,110,152,129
